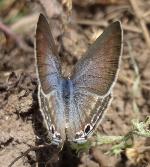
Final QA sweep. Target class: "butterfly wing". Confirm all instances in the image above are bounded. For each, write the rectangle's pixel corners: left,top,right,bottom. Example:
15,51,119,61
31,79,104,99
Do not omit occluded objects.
67,21,123,142
72,21,122,96
35,14,65,144
36,14,61,94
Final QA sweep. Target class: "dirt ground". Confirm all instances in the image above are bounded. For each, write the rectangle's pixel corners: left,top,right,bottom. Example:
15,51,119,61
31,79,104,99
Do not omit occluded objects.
0,0,150,167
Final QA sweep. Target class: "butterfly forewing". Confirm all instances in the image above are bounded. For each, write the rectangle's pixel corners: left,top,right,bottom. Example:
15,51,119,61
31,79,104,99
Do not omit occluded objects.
36,14,61,94
67,21,122,142
36,14,66,144
71,22,122,96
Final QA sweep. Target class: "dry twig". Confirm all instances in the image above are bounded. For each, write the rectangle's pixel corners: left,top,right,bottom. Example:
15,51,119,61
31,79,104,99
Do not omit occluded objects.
119,75,150,91
0,21,32,52
143,10,150,18
129,0,150,48
73,19,142,34
8,144,52,167
10,13,38,35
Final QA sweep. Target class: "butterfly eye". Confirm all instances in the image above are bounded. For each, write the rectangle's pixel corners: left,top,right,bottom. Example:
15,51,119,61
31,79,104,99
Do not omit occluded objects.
84,124,92,134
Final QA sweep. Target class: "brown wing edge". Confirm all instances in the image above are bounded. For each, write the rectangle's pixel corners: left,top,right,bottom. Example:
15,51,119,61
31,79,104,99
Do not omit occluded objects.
106,21,123,97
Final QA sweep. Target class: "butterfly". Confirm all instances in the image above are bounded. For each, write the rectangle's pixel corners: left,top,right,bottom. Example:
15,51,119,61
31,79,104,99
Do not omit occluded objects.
35,14,123,146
